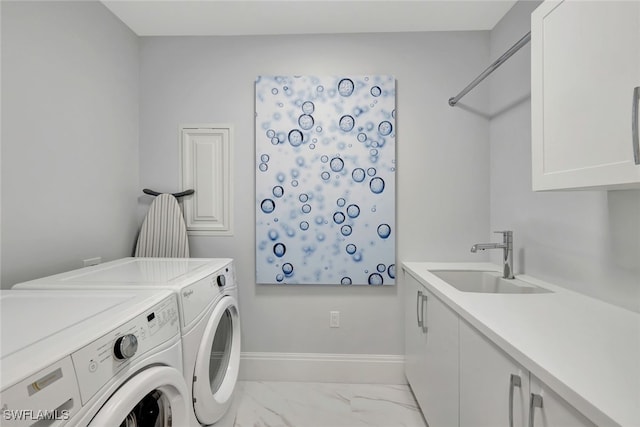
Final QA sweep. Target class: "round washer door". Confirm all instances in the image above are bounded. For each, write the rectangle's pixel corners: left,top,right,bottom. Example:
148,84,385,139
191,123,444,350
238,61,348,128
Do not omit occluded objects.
192,295,241,425
88,366,190,427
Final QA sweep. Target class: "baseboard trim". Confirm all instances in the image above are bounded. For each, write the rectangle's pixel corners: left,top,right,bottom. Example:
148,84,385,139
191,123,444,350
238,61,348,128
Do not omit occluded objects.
239,352,406,384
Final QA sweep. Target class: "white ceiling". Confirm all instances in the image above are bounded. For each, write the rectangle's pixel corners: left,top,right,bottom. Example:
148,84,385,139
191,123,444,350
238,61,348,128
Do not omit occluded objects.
101,0,518,36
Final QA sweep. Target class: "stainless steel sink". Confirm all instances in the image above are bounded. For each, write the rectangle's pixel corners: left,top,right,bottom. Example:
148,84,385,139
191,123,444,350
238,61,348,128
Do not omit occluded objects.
430,270,552,294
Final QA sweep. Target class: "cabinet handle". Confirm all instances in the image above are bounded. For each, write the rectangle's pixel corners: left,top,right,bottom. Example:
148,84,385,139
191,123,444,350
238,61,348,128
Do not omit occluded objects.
509,374,522,427
633,87,639,165
416,290,423,328
528,393,543,427
421,294,428,333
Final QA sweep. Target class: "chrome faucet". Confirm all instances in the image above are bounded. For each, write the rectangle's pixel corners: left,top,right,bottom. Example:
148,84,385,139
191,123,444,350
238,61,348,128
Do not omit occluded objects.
471,231,514,279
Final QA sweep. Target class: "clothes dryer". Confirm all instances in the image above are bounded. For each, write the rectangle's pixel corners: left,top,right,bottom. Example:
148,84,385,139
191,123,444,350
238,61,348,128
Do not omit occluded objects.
0,289,190,426
14,257,241,427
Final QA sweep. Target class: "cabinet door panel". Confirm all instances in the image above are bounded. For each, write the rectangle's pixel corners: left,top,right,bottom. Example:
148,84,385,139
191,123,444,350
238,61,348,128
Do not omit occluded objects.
529,376,597,427
403,272,459,427
422,286,459,427
403,273,428,407
532,0,640,190
460,320,529,427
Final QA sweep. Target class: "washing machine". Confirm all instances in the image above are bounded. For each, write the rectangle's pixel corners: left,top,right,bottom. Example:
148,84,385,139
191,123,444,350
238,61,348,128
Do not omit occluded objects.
0,288,190,426
14,257,241,427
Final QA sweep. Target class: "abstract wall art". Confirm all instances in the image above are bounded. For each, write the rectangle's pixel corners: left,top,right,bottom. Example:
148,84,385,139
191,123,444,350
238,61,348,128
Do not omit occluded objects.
255,75,396,285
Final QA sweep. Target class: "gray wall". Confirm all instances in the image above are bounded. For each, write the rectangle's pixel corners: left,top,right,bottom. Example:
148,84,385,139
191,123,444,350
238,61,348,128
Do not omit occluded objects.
139,32,491,354
1,1,140,287
488,1,640,312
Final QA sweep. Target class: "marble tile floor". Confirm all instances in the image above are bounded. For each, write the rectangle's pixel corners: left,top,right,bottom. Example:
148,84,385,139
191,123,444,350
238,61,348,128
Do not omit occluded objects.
233,381,428,427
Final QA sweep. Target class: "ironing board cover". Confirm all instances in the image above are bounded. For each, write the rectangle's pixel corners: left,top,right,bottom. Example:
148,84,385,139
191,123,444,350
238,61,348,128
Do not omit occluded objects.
135,193,189,257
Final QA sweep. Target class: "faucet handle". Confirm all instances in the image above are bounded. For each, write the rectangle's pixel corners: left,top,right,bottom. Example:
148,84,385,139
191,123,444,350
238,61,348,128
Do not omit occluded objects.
493,230,513,242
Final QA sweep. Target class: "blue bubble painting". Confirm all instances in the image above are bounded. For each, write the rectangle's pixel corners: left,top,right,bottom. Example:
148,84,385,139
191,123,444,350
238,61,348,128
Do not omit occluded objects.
255,75,396,285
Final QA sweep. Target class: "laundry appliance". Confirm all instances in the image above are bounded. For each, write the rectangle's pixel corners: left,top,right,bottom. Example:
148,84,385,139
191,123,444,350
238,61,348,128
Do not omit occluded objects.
14,257,241,427
0,289,190,426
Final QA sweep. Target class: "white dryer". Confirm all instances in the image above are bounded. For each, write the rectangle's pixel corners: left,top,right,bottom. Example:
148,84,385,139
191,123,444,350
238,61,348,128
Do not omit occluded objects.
0,289,189,426
14,257,241,427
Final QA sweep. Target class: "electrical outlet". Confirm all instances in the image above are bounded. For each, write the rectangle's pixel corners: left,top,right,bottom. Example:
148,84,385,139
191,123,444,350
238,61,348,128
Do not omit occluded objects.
330,311,340,328
83,257,102,267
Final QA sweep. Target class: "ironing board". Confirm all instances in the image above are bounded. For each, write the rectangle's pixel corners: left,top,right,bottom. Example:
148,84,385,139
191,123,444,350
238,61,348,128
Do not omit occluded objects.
135,193,189,257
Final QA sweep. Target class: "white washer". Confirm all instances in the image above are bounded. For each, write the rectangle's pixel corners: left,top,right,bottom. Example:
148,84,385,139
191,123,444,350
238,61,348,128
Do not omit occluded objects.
14,257,241,427
0,289,189,427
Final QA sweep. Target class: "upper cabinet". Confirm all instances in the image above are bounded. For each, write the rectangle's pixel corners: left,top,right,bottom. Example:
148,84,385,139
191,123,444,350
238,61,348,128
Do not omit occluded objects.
531,0,640,190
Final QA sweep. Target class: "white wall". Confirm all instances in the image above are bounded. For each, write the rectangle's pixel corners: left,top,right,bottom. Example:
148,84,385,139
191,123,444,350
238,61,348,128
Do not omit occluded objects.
488,1,640,312
139,32,491,355
1,1,140,287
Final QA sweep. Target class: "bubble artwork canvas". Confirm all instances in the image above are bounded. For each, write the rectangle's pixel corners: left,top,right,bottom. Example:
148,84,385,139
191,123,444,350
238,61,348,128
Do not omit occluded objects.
255,75,396,285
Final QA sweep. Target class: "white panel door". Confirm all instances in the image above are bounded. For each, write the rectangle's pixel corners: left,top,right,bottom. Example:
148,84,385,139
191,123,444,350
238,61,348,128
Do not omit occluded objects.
181,125,233,235
531,0,640,190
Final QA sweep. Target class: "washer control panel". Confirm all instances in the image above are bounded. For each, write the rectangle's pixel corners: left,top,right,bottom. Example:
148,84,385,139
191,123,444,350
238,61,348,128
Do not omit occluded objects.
180,262,235,328
71,295,179,405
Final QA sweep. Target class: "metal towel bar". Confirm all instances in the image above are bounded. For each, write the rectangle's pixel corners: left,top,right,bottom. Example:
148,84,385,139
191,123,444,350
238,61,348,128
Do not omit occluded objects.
449,32,531,107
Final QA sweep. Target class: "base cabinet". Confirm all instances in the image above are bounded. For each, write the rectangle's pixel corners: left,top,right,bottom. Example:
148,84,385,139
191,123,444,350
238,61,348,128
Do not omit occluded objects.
460,320,529,427
404,272,459,427
460,320,596,427
404,268,599,427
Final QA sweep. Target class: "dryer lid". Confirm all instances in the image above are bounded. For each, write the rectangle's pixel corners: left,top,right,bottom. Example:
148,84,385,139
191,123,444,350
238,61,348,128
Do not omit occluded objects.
16,257,232,287
0,290,175,391
0,292,131,357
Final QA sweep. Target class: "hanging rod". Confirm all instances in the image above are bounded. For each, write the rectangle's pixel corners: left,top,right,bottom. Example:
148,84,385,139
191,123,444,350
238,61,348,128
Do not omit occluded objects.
448,31,531,107
143,188,194,198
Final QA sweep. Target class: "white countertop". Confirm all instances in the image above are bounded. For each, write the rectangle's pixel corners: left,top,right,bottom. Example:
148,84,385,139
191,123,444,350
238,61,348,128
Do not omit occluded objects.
402,262,640,427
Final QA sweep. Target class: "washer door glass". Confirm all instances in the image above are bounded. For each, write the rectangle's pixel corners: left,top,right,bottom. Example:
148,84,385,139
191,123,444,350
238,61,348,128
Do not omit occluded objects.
87,366,189,427
209,308,233,393
120,390,169,427
192,296,241,425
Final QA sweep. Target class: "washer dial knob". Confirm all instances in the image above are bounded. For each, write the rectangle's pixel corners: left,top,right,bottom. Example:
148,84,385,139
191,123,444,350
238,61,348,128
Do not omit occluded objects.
217,274,226,287
114,334,138,360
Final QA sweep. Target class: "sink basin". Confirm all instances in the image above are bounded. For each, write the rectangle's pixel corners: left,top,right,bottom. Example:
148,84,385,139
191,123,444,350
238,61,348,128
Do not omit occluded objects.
430,270,551,294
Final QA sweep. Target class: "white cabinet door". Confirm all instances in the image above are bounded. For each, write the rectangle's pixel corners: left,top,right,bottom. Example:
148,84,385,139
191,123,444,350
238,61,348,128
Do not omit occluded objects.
459,320,529,427
531,0,640,190
403,271,428,409
403,272,459,427
529,375,597,427
180,125,234,235
422,285,459,427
